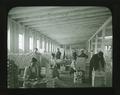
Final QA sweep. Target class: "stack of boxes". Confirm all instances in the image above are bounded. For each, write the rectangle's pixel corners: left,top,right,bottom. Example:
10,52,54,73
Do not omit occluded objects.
7,60,19,88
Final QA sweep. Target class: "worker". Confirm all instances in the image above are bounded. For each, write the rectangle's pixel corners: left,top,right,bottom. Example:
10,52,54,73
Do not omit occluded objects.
89,51,106,84
72,49,77,61
55,48,61,71
32,48,42,77
32,48,41,64
52,52,55,59
70,59,76,76
75,49,88,83
56,48,61,59
51,53,56,68
23,57,41,88
78,49,88,58
52,64,60,79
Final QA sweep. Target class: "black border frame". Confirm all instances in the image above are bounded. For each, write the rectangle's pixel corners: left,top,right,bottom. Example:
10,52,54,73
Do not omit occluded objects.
0,0,120,95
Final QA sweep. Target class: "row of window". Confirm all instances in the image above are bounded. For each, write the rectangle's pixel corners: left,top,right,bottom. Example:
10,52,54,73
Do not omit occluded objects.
8,28,59,53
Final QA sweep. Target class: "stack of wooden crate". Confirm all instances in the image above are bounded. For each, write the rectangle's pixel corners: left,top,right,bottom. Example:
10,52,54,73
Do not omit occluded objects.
92,70,106,87
46,66,55,88
46,78,55,88
85,63,90,79
7,59,19,88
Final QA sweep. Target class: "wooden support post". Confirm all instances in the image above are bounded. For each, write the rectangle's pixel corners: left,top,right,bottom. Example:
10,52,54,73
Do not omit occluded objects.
70,45,71,57
95,35,98,53
90,39,93,57
88,40,90,52
44,37,46,52
102,27,106,52
89,17,112,41
51,41,53,52
40,35,42,49
53,43,55,52
48,39,50,52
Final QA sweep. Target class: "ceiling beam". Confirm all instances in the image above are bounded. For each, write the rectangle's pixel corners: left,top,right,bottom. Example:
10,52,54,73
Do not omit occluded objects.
54,34,92,40
89,16,112,41
25,18,105,28
58,39,88,45
16,10,110,23
9,7,59,15
10,7,94,18
21,15,109,27
33,24,100,32
10,8,110,19
37,28,97,39
24,19,105,27
19,13,110,25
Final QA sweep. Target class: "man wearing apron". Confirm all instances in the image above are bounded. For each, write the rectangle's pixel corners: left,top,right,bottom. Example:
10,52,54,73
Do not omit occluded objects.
32,48,42,78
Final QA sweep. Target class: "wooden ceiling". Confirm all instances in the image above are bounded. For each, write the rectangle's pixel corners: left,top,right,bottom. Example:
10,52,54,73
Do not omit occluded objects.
9,6,111,45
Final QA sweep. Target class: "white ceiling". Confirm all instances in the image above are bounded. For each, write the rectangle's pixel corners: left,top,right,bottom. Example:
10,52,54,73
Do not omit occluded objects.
9,6,111,45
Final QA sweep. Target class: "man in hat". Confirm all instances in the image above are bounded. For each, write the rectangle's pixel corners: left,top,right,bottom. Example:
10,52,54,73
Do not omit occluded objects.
78,49,88,58
56,48,61,59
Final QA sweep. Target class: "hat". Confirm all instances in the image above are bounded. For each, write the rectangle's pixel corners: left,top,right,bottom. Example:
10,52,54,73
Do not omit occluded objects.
31,57,37,62
80,49,84,52
98,51,103,56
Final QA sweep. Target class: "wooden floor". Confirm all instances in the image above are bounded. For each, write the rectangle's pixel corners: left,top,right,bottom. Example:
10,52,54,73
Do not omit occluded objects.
54,71,91,88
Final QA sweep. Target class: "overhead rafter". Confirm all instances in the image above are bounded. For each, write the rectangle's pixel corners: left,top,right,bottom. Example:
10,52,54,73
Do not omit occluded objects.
19,13,110,26
21,17,109,28
89,16,112,41
10,7,110,19
8,6,111,45
9,7,94,18
16,11,110,23
31,24,101,31
24,18,106,28
9,7,59,15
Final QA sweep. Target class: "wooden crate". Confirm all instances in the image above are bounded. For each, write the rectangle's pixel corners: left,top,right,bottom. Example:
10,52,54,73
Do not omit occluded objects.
94,77,105,87
92,71,106,87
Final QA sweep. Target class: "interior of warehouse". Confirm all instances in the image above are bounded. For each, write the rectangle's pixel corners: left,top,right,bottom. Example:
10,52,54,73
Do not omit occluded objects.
7,6,112,88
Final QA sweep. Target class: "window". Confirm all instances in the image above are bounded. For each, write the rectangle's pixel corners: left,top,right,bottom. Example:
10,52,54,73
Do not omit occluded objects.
51,43,53,52
37,40,40,51
55,45,57,52
42,40,45,50
105,36,112,39
29,37,33,51
108,46,111,50
46,41,48,52
105,45,111,51
19,34,24,51
53,44,54,52
49,42,51,52
8,28,10,51
105,46,108,51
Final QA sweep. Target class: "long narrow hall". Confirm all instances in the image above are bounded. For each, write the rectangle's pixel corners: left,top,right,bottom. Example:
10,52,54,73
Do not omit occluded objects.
7,6,112,88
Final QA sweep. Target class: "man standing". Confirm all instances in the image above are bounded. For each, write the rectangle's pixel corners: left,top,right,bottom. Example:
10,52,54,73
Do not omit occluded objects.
56,48,61,59
33,48,41,63
89,51,106,84
55,48,61,78
72,49,77,61
32,48,42,78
